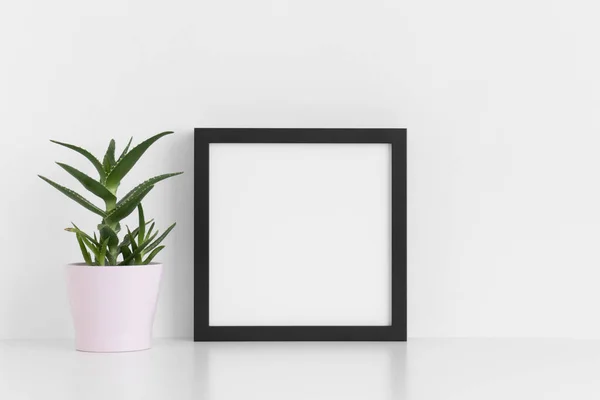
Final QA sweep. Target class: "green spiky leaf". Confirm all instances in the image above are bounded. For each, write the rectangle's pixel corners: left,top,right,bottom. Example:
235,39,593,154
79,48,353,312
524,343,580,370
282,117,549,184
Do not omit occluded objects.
118,219,153,249
146,222,155,242
104,185,153,224
50,140,105,181
56,163,116,205
120,246,133,265
38,175,106,217
138,232,152,263
145,223,176,254
99,224,119,247
99,224,119,265
117,137,133,163
143,246,165,265
97,238,109,266
103,139,116,174
118,172,183,207
80,235,100,261
138,204,145,247
139,231,158,253
126,226,138,254
76,233,93,265
65,223,99,247
104,131,173,191
122,230,158,265
119,234,134,250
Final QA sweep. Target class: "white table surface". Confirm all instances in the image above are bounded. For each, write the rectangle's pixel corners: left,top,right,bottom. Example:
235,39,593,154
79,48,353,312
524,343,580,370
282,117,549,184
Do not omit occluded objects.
1,338,599,399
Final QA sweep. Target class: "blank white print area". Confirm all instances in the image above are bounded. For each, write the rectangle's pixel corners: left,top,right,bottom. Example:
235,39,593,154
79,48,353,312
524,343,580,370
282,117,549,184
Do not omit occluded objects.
209,143,391,326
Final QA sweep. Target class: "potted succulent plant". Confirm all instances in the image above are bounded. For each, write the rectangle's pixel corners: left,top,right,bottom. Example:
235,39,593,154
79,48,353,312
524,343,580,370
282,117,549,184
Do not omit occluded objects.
39,131,183,352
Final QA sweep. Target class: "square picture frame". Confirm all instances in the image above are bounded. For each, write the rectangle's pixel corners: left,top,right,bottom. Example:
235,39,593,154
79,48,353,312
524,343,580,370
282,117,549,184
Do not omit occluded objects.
194,128,406,341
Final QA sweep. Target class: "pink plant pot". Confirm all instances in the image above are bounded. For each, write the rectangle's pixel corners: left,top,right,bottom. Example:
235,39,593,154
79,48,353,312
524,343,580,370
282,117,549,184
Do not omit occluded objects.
66,263,163,353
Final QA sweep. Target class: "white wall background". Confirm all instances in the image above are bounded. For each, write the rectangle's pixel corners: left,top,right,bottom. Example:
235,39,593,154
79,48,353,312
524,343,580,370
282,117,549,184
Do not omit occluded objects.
1,0,599,339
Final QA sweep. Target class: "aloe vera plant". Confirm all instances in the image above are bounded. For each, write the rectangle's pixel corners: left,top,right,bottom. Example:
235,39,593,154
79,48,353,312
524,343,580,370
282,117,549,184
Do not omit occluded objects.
39,132,183,266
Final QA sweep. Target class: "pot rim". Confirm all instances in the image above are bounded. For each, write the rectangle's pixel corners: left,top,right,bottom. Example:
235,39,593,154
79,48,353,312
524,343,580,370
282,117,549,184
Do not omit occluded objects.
66,262,162,268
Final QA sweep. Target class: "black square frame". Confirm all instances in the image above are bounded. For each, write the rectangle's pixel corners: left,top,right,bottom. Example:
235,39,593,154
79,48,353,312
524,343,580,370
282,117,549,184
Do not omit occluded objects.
194,128,406,341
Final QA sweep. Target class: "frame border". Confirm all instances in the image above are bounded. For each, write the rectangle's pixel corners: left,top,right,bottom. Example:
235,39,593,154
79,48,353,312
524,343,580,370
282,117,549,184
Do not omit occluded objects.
194,128,406,341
